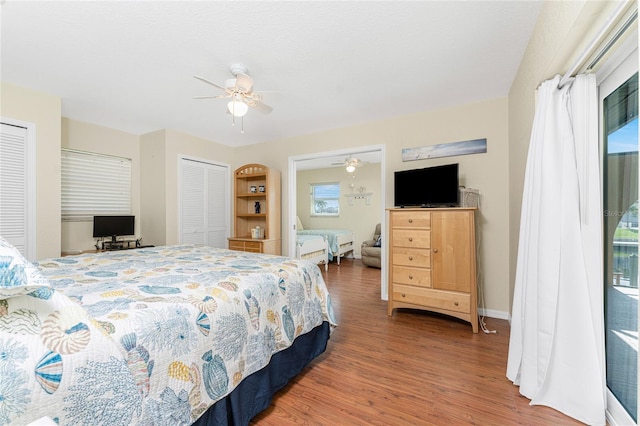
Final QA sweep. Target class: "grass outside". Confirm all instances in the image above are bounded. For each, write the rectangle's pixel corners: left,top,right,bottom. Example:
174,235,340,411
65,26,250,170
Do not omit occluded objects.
615,228,639,239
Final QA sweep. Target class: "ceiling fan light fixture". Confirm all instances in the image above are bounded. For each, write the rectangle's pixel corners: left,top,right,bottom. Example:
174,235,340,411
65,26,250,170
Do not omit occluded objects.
346,164,356,173
227,96,249,117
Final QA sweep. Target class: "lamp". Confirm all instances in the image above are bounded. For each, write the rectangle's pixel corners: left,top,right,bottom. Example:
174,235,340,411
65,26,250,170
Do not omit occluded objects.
346,164,356,173
227,94,249,117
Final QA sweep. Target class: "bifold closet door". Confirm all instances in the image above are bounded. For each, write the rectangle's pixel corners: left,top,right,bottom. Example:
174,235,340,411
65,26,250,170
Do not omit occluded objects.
0,122,30,257
180,158,229,248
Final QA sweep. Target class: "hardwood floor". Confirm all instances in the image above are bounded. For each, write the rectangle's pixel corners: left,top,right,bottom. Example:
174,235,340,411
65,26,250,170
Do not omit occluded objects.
252,259,582,425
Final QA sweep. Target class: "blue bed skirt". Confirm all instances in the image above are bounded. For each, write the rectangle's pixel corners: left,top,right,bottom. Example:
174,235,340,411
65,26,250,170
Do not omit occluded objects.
193,321,331,425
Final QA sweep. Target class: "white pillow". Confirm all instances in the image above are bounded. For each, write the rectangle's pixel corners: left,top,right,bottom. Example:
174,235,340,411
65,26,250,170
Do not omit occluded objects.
296,216,304,231
0,236,51,298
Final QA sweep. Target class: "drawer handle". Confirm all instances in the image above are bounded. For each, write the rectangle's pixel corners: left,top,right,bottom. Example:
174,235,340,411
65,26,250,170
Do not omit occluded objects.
408,218,413,223
433,248,438,253
408,256,413,261
408,275,413,280
408,237,413,242
401,293,406,298
454,301,459,306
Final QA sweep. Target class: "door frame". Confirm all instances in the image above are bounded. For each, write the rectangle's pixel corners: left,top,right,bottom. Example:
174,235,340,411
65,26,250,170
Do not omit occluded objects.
288,144,388,300
597,29,638,426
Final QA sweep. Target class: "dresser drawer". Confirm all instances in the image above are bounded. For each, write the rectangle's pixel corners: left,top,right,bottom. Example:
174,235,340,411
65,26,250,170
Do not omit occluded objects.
392,266,431,287
392,211,431,229
228,240,245,250
244,241,262,250
228,239,263,253
392,247,430,268
392,285,470,314
392,229,430,248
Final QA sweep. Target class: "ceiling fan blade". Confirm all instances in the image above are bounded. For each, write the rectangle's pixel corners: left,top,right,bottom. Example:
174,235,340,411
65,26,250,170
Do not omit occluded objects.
193,75,226,91
249,100,273,114
235,73,254,93
193,94,229,99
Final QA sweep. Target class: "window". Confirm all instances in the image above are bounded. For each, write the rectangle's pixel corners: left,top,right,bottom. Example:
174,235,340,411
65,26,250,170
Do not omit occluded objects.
61,149,132,220
310,182,340,216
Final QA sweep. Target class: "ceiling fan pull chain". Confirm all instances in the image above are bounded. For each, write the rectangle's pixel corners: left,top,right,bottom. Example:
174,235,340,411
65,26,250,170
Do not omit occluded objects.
241,116,244,134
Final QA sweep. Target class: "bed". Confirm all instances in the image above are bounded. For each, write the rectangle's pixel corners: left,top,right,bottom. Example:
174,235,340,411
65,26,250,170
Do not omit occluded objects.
0,238,336,426
296,230,354,265
295,234,329,272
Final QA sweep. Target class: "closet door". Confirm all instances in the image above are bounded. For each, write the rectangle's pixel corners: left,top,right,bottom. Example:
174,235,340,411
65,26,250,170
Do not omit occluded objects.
0,122,34,259
180,158,229,248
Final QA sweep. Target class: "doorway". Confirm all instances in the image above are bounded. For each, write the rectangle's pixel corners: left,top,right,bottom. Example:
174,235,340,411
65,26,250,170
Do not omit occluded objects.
288,145,388,300
599,35,638,425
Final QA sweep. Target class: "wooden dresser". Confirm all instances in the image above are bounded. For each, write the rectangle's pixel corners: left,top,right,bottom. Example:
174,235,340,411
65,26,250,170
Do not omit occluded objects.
387,208,478,333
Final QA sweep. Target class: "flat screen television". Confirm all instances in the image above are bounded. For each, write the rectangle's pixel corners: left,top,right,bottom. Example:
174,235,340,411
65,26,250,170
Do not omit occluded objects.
394,163,459,207
93,215,135,242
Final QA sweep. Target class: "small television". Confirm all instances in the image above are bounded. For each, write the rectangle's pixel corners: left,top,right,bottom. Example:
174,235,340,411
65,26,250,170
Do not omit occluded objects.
93,215,135,242
394,163,459,207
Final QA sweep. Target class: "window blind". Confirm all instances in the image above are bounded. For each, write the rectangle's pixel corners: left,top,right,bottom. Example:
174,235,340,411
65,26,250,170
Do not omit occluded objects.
61,149,132,220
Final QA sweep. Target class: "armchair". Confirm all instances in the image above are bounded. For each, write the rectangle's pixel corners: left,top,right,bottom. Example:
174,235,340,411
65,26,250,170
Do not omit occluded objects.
361,223,381,268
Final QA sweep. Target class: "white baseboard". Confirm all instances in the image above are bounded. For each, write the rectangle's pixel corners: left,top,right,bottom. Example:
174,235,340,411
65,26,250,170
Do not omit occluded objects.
478,308,510,321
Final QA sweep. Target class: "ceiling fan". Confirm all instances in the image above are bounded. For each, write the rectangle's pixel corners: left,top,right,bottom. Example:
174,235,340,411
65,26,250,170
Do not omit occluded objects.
193,64,273,132
332,156,364,172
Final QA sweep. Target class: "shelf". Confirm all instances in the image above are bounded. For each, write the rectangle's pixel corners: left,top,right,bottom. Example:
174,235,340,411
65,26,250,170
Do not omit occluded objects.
237,193,267,198
345,192,373,205
233,163,281,255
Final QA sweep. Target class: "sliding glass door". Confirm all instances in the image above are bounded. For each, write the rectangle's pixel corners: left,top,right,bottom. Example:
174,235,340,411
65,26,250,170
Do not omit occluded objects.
601,41,638,424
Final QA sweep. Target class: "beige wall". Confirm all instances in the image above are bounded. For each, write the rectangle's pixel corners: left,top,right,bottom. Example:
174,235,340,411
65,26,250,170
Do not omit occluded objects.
297,163,382,256
140,130,167,246
507,0,625,313
236,97,511,315
1,82,61,259
61,118,140,252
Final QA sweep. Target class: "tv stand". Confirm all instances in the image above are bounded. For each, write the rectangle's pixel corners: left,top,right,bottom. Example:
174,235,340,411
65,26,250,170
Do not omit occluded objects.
102,239,137,251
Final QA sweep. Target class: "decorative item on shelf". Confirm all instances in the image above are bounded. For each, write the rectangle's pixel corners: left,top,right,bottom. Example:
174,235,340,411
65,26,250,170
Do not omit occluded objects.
345,187,373,206
459,187,480,208
254,201,261,214
250,185,257,193
258,185,265,193
251,226,263,239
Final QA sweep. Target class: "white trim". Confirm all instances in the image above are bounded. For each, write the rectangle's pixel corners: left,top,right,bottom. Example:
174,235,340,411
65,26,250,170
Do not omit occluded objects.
0,117,36,261
288,144,387,300
598,32,638,426
607,388,636,426
177,154,231,246
478,308,510,320
596,28,639,84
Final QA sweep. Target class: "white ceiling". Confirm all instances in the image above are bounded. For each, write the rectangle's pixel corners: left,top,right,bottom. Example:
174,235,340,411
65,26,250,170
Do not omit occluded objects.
1,1,543,148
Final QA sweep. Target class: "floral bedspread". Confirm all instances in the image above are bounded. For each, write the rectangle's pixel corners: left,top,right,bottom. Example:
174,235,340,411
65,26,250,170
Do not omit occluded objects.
1,245,336,425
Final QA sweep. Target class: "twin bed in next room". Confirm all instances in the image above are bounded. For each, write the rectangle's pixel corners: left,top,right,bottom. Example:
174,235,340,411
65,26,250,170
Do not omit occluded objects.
294,217,355,268
0,238,337,425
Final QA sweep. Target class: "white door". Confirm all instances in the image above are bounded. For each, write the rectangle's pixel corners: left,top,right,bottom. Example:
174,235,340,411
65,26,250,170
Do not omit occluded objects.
0,121,35,259
599,38,638,425
180,158,229,248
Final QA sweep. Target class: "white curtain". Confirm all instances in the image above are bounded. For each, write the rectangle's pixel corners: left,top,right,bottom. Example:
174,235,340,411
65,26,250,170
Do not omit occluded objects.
507,74,605,425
